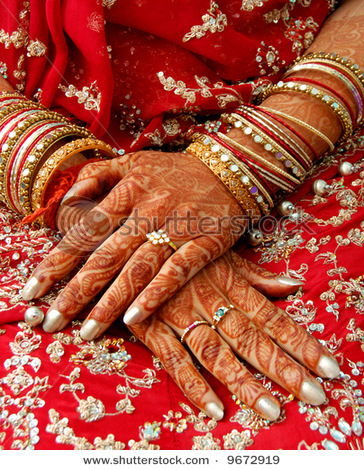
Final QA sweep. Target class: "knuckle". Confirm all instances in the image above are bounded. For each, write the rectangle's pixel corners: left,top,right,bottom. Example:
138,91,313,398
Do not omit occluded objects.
160,345,186,372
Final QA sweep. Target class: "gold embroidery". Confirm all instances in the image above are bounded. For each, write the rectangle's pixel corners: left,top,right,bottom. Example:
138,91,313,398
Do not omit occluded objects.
87,12,104,33
58,81,101,112
0,27,28,49
192,432,221,449
240,0,268,12
26,39,47,57
102,0,118,8
223,429,254,450
182,2,227,43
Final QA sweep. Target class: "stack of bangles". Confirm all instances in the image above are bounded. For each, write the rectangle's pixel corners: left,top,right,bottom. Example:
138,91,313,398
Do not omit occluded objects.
186,51,364,226
0,92,116,218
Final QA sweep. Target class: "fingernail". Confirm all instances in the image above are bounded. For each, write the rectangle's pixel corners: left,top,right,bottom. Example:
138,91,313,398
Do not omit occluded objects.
22,277,40,300
277,276,305,286
80,319,102,341
317,356,340,379
61,185,79,205
256,397,281,421
43,309,68,333
300,379,326,406
205,402,224,421
123,307,142,325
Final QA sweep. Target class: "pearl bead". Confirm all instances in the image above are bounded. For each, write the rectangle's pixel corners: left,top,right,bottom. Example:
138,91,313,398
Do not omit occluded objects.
277,200,295,216
312,179,331,196
246,228,263,246
24,307,44,327
339,161,354,176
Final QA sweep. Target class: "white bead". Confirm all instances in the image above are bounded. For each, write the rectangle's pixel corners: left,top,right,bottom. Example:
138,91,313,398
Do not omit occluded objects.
246,229,263,246
24,307,44,327
312,179,330,196
339,161,354,176
277,200,294,216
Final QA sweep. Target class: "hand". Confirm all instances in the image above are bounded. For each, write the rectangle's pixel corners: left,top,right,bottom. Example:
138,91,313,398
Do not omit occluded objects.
22,150,245,336
128,250,340,421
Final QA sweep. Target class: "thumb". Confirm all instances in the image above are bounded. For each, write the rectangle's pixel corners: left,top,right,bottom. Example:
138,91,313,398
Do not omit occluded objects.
61,152,142,205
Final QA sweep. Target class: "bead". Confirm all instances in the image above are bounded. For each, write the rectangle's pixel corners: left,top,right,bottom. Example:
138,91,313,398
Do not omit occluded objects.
277,200,295,216
246,228,263,246
312,179,331,196
339,161,354,176
24,306,44,327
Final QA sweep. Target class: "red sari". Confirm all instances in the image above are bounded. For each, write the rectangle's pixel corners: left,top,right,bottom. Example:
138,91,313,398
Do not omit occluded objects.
1,0,364,451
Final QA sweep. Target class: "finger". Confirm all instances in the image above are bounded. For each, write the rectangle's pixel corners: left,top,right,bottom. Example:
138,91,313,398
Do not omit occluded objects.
128,316,225,420
229,251,305,297
41,217,150,333
123,235,228,325
55,198,99,234
226,272,340,379
22,182,134,301
79,240,174,340
160,312,281,421
61,152,142,205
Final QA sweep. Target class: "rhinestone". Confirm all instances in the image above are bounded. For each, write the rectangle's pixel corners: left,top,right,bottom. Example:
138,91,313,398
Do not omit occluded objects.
287,82,294,88
230,164,239,172
264,143,272,151
241,176,249,184
234,121,242,128
311,88,318,95
338,418,352,436
220,154,229,162
299,84,307,91
352,421,363,437
253,135,262,143
211,144,220,152
244,127,252,135
322,439,339,450
319,426,328,434
323,95,330,102
330,428,346,443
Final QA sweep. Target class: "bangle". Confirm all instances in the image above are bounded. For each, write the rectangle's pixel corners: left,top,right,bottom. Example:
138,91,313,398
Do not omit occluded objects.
187,135,263,220
215,131,300,192
31,137,116,211
239,104,314,167
223,111,306,179
261,106,335,152
17,125,92,214
257,81,353,144
284,63,363,125
6,122,67,212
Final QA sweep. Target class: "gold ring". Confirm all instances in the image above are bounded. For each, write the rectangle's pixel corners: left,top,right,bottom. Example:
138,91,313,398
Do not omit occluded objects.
180,320,210,344
211,304,234,329
146,230,177,251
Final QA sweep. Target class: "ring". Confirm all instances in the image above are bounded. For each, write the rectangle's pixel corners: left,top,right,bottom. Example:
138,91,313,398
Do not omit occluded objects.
211,304,234,329
146,230,177,251
180,320,210,344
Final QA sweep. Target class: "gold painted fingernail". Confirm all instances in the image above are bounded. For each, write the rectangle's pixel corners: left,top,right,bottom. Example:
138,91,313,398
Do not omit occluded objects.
205,402,224,421
80,319,103,341
301,379,326,406
43,309,68,333
22,277,40,300
256,397,281,421
61,185,79,205
317,356,340,379
277,276,305,286
123,307,142,325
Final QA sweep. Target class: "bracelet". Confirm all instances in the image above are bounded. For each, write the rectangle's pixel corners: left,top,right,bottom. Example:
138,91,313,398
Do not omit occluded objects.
257,81,353,144
291,52,364,94
223,111,306,179
239,104,314,167
187,135,263,220
261,106,335,151
284,63,363,125
17,125,92,214
216,131,300,192
6,122,65,212
31,137,116,211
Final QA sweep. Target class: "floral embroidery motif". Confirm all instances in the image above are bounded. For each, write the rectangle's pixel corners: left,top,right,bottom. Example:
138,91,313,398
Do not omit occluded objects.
26,39,47,57
256,41,285,76
182,2,227,43
102,0,118,9
58,81,102,112
87,12,104,33
192,432,221,450
157,72,241,108
284,16,318,53
223,429,254,449
240,0,268,11
0,27,28,49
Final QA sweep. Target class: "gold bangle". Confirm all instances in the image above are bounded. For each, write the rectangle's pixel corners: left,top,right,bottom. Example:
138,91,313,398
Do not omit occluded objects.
17,126,92,214
222,112,306,178
0,109,69,202
283,62,364,126
261,106,335,151
187,134,264,219
31,137,116,211
257,81,353,144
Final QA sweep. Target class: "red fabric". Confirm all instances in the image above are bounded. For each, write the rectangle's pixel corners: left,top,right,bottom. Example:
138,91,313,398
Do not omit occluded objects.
1,0,364,452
